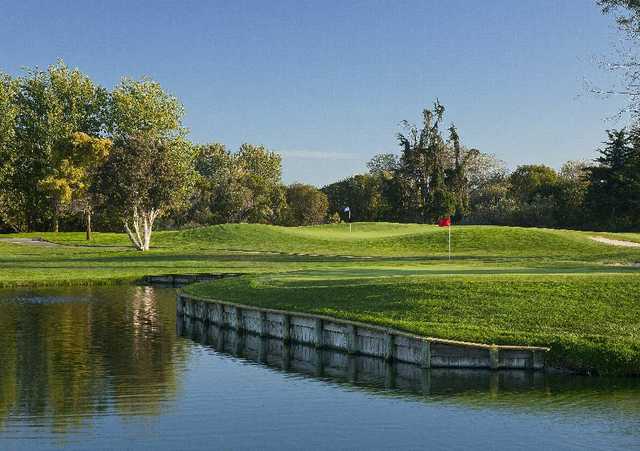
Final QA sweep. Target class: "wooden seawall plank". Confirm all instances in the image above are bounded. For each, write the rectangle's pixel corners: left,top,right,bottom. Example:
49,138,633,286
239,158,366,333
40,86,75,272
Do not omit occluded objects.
177,292,549,371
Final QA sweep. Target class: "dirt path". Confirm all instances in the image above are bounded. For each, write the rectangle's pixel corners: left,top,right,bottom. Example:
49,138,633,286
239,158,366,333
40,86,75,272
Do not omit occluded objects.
590,236,640,248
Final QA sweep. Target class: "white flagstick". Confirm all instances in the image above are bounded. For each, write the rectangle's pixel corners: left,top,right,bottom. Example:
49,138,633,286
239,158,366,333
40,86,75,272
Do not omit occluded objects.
448,223,451,261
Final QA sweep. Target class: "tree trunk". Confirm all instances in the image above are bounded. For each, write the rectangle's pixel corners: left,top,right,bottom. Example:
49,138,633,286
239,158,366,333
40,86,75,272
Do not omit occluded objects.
123,206,160,251
52,199,59,233
85,210,92,241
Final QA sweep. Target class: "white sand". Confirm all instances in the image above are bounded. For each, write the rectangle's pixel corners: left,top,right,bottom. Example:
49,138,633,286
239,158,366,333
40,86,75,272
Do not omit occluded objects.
590,236,640,248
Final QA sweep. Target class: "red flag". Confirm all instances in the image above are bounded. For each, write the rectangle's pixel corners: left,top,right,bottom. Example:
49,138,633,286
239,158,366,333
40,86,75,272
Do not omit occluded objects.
437,217,451,227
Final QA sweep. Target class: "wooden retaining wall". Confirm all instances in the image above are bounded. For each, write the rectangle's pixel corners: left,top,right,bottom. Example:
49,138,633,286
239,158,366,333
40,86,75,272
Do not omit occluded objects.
177,292,549,370
178,316,549,394
142,273,244,286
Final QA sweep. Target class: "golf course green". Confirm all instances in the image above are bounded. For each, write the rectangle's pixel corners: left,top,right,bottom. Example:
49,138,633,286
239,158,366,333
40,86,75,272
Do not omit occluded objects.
2,223,639,375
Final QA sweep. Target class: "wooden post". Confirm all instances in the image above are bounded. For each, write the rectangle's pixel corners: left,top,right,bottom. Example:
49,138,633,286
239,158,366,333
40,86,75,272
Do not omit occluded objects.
176,294,184,315
421,368,432,396
347,325,358,354
314,348,324,377
216,325,225,350
258,336,268,363
348,354,358,383
314,318,323,348
420,340,431,369
216,304,224,327
235,306,243,332
384,332,395,361
384,361,396,388
260,311,268,337
282,314,291,343
282,341,291,370
490,347,500,370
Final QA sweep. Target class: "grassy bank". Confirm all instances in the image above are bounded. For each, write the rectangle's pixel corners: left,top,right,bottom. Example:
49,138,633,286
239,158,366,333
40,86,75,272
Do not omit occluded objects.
1,222,639,374
183,273,640,375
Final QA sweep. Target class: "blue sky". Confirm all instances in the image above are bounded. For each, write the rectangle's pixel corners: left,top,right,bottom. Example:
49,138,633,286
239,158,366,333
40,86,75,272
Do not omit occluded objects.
0,0,630,185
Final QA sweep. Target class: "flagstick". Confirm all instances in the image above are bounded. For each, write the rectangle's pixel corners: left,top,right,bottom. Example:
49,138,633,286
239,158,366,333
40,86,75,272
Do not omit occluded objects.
448,223,451,261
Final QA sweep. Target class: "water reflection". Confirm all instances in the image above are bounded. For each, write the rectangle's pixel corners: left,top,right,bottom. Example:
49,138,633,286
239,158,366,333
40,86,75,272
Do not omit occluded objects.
178,315,640,419
1,286,640,450
0,286,187,433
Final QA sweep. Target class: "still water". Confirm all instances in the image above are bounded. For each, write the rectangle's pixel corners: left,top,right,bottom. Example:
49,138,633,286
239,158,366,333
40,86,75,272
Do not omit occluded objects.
0,285,638,450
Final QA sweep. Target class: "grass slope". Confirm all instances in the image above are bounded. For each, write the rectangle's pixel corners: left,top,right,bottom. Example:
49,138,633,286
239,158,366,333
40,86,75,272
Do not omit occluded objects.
1,222,639,374
184,273,640,375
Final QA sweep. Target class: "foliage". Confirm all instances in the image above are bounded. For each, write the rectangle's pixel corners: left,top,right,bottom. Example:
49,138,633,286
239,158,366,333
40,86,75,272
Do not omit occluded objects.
95,135,195,250
585,128,640,229
322,174,384,222
280,183,328,226
38,132,112,234
0,73,20,231
107,77,185,139
397,100,453,221
1,61,107,231
186,143,285,225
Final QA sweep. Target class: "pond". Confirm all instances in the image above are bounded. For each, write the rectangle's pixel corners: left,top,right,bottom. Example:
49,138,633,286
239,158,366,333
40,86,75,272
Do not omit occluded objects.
0,285,638,450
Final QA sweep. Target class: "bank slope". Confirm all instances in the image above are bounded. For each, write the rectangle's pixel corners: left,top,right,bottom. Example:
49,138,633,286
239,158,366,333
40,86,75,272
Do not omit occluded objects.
184,273,640,376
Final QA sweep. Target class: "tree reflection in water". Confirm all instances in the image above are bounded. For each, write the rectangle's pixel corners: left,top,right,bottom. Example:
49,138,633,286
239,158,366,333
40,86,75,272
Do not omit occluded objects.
0,286,188,433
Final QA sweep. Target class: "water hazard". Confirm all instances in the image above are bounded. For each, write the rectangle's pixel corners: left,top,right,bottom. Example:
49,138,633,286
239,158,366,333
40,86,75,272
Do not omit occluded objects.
0,285,638,450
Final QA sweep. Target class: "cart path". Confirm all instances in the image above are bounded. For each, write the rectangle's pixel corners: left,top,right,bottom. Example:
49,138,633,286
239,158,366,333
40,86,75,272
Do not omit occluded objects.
590,236,640,248
0,238,61,247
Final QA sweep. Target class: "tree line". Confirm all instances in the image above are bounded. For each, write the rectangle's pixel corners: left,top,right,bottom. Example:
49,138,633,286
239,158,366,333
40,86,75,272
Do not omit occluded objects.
1,62,639,250
0,61,328,249
323,101,640,231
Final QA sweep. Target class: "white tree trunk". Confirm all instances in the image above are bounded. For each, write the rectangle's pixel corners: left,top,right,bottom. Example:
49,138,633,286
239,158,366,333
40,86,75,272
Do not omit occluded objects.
124,206,161,251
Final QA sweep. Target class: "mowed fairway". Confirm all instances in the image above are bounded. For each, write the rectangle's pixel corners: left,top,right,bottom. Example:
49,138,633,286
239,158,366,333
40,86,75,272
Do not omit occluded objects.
2,223,640,374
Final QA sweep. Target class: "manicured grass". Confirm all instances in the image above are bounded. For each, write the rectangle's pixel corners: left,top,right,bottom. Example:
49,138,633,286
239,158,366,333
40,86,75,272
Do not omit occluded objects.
184,272,640,376
1,223,638,287
1,223,639,374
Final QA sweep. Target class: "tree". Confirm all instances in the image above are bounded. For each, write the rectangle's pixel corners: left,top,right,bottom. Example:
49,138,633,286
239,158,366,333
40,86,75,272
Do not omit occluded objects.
367,153,399,176
585,129,640,229
39,133,112,239
184,143,286,226
107,77,185,139
397,101,457,222
280,184,328,226
555,160,590,228
234,144,285,223
508,165,559,203
599,1,640,34
446,125,479,223
594,1,640,120
96,135,195,250
7,61,107,231
322,174,384,222
0,73,20,231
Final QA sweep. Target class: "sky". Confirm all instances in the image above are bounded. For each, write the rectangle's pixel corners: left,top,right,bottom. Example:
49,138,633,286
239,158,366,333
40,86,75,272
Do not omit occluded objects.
0,0,632,186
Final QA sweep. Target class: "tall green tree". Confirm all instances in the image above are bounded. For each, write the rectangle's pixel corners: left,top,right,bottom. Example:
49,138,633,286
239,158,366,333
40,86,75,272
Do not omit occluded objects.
322,174,384,222
585,129,640,229
39,133,112,239
235,143,285,223
107,77,186,139
446,125,479,223
397,101,455,222
187,143,285,225
8,61,107,231
0,73,20,231
280,183,328,226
